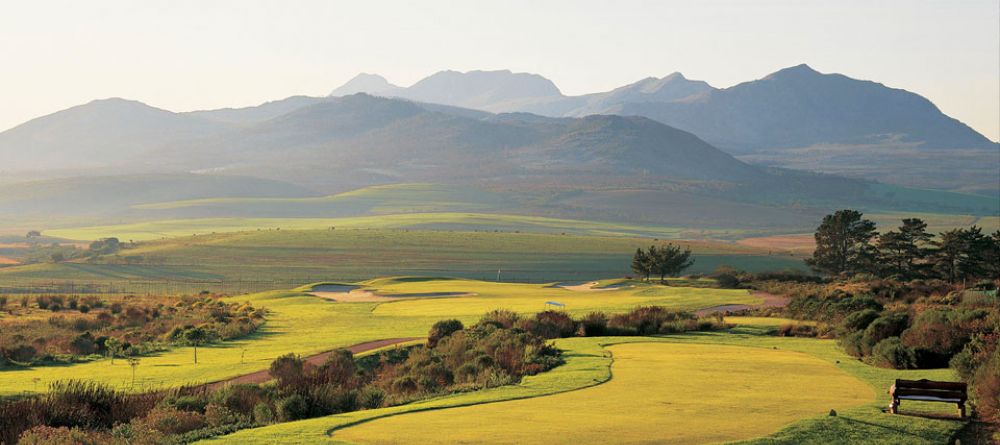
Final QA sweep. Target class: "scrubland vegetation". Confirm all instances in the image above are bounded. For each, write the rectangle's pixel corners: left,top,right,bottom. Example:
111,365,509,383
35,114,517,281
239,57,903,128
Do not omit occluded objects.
0,305,727,443
0,292,264,367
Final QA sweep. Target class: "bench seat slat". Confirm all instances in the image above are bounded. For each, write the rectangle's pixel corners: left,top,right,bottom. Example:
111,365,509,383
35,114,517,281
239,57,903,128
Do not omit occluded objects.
896,395,963,403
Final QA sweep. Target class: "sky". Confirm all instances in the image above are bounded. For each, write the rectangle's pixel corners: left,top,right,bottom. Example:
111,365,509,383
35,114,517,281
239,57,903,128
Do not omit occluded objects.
2,0,998,140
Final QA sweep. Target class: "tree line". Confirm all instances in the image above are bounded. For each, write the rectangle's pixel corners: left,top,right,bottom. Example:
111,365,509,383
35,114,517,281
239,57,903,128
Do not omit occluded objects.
630,244,694,282
807,209,1000,283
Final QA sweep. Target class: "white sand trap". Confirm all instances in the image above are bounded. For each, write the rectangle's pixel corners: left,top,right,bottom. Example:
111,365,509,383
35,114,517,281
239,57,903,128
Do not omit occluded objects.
558,281,619,292
309,284,474,303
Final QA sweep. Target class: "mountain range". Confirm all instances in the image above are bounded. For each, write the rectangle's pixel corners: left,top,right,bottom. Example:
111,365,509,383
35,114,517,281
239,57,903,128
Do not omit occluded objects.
0,65,996,233
324,65,998,194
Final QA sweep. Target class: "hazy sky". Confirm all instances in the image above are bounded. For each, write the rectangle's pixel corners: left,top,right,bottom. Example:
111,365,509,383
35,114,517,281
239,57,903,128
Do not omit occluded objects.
2,0,998,140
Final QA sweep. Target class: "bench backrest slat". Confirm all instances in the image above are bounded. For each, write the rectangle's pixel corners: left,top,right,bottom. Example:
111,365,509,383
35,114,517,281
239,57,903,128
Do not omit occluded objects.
894,379,967,391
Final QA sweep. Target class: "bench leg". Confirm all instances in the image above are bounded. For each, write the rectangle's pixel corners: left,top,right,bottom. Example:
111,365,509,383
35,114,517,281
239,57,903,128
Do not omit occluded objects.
958,403,965,418
889,399,898,414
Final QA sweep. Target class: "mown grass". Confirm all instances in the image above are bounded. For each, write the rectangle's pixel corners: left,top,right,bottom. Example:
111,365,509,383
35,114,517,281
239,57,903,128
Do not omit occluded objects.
200,324,964,445
0,278,756,396
336,342,873,445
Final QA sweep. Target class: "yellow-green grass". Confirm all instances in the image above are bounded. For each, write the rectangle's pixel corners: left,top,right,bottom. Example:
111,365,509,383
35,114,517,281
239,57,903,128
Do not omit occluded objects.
201,332,964,445
335,342,872,445
44,212,752,242
0,228,805,294
0,278,756,396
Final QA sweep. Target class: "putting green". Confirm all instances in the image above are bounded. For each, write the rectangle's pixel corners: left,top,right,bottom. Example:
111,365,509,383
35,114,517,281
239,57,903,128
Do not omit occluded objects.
335,343,873,445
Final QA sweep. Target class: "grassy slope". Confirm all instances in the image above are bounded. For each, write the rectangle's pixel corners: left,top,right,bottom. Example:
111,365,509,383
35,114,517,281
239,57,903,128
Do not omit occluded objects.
202,323,964,445
0,229,805,292
0,279,757,396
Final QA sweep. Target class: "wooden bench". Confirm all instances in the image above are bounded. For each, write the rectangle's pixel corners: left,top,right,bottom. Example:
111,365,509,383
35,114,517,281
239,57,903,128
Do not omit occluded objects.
888,379,967,418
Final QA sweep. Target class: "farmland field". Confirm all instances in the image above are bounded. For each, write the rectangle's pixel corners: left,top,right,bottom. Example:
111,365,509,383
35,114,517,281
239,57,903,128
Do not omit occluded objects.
0,228,805,294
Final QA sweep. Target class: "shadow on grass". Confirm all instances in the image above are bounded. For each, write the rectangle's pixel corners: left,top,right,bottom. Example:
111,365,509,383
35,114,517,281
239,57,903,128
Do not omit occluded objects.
836,415,959,441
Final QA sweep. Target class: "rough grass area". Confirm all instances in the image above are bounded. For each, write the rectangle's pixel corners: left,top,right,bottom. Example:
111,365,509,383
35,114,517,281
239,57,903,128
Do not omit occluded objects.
199,326,965,445
0,278,756,396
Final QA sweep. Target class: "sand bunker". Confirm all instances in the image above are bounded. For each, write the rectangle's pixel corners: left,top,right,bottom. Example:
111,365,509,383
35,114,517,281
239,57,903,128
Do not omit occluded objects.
558,281,619,292
309,284,472,303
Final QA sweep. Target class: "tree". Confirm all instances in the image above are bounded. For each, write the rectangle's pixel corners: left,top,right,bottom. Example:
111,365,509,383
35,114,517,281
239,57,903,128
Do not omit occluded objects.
985,230,1000,281
649,243,694,282
630,248,650,281
127,357,141,387
105,337,123,365
932,227,991,284
183,327,208,364
806,209,877,276
877,218,931,279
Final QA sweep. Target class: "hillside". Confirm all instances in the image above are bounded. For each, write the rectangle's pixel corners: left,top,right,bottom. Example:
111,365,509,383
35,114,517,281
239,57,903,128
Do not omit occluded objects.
327,67,998,193
0,98,232,172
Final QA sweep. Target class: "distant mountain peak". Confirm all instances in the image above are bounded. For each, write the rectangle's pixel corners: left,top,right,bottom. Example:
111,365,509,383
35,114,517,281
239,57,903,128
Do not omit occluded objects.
329,73,400,97
764,63,823,80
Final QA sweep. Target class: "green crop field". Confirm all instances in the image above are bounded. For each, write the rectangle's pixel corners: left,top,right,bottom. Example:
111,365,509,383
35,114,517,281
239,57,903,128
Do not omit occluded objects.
201,325,964,445
0,278,758,396
0,228,805,294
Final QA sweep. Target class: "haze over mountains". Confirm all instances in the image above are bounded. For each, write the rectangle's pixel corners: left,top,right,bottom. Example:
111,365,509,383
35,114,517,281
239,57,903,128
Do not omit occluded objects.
325,65,999,194
0,64,996,233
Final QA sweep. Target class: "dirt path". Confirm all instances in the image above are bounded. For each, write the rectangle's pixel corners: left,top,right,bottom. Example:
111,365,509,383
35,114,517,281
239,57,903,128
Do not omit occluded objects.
203,337,420,391
695,291,789,317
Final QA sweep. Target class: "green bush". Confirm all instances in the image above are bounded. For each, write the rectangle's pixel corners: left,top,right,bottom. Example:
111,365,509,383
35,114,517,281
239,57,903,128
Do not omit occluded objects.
275,394,310,422
871,337,917,369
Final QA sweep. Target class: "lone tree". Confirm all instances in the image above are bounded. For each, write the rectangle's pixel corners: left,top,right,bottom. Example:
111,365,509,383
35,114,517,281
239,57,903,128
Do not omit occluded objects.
650,243,694,282
127,357,141,387
631,244,694,282
105,337,123,365
183,327,208,364
806,209,877,276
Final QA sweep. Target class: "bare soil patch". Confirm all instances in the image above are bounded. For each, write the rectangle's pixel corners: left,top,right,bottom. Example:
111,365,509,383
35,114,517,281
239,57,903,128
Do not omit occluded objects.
736,234,814,255
695,291,789,316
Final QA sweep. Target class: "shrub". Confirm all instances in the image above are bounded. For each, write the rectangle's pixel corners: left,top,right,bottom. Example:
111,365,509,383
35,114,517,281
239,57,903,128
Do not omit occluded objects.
839,309,881,334
427,319,464,347
204,403,239,427
860,313,909,356
269,353,305,388
139,406,206,435
3,344,37,362
275,394,310,422
580,312,608,336
166,395,208,413
532,310,577,339
871,337,917,369
477,309,520,329
18,425,111,445
358,387,386,409
252,402,274,425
